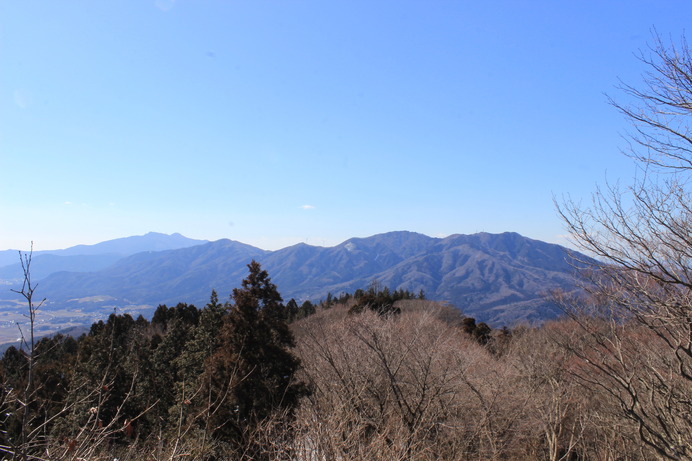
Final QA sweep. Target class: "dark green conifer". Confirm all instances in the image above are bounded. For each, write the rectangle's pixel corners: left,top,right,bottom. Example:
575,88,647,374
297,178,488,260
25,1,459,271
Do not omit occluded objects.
298,300,316,319
285,298,299,322
204,261,308,457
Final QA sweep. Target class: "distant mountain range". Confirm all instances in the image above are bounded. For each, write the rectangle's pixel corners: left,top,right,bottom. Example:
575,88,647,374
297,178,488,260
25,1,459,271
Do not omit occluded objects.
0,231,588,326
0,232,208,281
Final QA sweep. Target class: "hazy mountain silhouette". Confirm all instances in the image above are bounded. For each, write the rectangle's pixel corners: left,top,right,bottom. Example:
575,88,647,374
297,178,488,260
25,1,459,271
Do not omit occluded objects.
0,232,208,281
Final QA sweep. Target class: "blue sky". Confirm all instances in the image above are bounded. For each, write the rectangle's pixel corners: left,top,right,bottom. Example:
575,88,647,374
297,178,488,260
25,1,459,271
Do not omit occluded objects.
1,1,690,251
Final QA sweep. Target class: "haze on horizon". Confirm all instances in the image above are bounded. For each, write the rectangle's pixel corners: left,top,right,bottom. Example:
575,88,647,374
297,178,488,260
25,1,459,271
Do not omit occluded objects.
2,1,690,252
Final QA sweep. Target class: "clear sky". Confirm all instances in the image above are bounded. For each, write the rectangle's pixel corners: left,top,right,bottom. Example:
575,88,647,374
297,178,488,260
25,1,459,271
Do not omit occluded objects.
1,1,690,251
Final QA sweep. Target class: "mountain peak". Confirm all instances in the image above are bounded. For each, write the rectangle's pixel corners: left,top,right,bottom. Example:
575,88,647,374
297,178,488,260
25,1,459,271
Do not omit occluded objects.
4,231,587,327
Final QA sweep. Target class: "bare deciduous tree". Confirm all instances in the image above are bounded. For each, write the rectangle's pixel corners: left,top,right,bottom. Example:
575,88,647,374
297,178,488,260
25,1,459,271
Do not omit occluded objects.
293,303,541,460
559,33,692,460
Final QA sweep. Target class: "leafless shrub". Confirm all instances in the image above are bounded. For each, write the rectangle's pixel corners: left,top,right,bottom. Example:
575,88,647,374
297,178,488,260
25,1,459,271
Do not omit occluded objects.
294,306,539,460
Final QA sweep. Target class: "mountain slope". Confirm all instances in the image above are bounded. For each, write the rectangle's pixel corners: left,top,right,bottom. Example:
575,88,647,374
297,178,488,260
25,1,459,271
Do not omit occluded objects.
37,239,267,306
263,231,436,294
29,231,584,326
267,232,582,324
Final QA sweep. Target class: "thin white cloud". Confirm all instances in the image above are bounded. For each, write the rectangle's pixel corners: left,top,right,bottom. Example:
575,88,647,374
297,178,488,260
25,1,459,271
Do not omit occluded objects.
300,205,315,210
64,201,73,205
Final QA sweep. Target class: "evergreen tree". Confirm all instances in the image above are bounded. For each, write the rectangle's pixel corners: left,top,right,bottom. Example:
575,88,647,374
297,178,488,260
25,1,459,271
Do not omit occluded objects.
148,316,192,425
63,313,155,441
298,300,316,319
348,285,402,315
285,298,299,323
173,290,226,436
461,317,492,345
177,291,225,383
204,261,308,457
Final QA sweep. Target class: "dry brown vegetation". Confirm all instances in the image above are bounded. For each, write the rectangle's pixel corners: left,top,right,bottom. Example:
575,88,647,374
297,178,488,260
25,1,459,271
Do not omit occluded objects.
285,301,685,461
0,285,688,460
